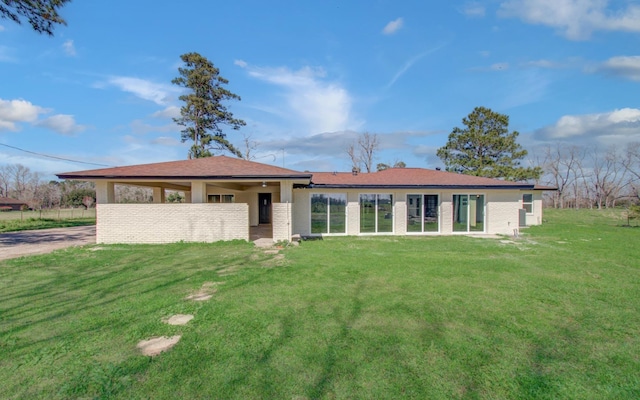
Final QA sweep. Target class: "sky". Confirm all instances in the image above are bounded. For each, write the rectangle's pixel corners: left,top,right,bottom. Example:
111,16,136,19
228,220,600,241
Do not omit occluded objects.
1,0,640,179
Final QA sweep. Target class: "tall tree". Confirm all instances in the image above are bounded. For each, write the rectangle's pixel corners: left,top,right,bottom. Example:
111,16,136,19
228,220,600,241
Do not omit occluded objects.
436,106,541,181
172,52,246,159
0,0,70,35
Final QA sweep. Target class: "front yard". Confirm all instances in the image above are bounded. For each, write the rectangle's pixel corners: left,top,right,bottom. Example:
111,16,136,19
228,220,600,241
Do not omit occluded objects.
0,209,638,399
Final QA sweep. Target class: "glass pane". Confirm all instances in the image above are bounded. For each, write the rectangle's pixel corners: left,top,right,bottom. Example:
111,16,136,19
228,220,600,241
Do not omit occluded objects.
360,194,376,233
208,194,220,203
311,194,328,234
453,195,468,232
524,204,533,214
222,195,234,203
523,194,533,203
470,195,484,232
424,195,439,232
329,194,346,233
377,194,393,232
407,195,422,232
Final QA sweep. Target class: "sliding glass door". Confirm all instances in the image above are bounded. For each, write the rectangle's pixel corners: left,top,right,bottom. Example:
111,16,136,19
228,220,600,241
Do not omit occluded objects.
360,194,393,233
311,193,346,234
453,194,484,232
407,194,439,233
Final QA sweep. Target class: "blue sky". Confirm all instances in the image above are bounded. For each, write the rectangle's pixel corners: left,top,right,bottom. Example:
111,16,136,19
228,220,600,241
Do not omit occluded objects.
1,0,639,178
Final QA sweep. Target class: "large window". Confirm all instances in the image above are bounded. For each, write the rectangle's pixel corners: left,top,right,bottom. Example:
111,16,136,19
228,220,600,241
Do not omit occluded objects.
360,194,393,233
208,194,234,203
407,194,439,233
522,193,533,214
311,193,346,234
453,194,485,232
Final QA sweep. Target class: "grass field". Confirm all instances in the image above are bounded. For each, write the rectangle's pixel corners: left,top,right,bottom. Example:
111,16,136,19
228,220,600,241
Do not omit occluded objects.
0,209,638,399
0,217,96,233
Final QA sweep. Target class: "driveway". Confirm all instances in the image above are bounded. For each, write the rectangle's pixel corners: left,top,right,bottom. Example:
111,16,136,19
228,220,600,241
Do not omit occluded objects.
0,225,96,261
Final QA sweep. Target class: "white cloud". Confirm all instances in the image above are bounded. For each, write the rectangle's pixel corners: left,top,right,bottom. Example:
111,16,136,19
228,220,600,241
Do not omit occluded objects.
387,44,447,88
234,59,248,68
0,98,49,131
535,108,640,143
461,2,486,17
35,114,86,135
62,40,76,56
382,18,404,35
130,119,179,135
151,105,181,119
499,0,640,40
238,62,360,134
598,56,640,81
105,76,178,105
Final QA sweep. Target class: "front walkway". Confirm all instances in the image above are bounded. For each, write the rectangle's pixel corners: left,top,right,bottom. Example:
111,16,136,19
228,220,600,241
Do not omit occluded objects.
250,224,272,241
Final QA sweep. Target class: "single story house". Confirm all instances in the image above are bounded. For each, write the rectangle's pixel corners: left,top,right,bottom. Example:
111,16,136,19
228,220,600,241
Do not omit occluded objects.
0,196,28,211
57,156,553,244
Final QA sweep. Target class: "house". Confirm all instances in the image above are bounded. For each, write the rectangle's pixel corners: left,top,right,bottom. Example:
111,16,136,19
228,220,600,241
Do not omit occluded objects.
0,197,28,211
56,156,552,244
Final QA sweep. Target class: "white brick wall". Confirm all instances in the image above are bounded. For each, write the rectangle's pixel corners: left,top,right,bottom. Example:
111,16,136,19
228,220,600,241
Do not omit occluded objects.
272,203,292,242
96,203,249,244
291,188,527,237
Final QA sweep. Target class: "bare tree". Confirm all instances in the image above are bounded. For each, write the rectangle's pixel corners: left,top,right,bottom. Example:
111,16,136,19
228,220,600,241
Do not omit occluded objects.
346,132,380,173
240,134,259,161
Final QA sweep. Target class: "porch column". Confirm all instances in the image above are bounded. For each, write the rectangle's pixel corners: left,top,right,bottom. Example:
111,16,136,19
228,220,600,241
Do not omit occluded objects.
95,181,115,204
152,187,166,203
190,181,207,203
184,191,192,203
280,180,293,203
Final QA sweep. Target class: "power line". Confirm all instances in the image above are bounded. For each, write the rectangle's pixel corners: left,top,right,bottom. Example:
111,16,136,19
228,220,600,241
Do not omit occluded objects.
0,143,111,167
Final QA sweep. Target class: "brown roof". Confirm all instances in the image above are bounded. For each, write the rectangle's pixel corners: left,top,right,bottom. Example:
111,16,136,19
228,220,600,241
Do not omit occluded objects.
57,156,312,180
310,168,537,189
0,197,27,205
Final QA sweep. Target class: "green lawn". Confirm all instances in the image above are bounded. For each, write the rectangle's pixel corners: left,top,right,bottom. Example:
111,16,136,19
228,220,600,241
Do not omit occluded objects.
0,217,96,233
1,209,638,399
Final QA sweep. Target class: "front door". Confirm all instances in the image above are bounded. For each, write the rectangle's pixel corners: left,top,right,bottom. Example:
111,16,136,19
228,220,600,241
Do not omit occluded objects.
259,193,272,224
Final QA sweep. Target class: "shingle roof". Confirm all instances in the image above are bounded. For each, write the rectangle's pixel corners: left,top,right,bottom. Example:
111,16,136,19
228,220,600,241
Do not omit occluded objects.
0,197,27,205
57,156,312,180
309,168,537,189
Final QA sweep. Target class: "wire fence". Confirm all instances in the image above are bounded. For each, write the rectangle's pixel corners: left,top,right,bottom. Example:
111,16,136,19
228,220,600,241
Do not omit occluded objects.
0,208,96,221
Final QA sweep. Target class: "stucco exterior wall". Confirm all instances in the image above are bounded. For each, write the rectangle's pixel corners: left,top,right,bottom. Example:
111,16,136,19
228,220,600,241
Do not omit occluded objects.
96,203,249,244
524,191,544,226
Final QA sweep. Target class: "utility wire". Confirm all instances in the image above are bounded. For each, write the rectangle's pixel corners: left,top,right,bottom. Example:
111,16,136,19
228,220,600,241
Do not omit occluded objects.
0,143,111,167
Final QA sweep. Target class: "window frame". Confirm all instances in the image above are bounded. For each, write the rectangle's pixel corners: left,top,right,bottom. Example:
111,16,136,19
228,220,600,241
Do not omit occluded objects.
406,194,440,234
207,194,235,203
359,193,394,234
310,193,347,235
452,193,486,233
522,193,533,215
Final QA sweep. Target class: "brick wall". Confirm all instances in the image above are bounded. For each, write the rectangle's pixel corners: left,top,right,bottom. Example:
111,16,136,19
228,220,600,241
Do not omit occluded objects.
96,203,249,244
272,203,292,242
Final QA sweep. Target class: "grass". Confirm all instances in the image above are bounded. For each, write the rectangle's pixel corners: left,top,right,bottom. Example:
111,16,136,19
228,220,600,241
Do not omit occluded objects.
0,209,638,399
0,217,96,233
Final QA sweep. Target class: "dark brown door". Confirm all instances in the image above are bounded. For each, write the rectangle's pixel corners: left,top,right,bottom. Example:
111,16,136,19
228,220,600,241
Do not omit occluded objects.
259,193,272,224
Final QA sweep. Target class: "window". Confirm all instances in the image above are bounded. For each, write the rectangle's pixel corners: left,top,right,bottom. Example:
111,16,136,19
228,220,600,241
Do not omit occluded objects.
311,193,346,234
407,194,439,233
360,194,393,233
208,194,234,203
453,194,485,232
522,193,533,214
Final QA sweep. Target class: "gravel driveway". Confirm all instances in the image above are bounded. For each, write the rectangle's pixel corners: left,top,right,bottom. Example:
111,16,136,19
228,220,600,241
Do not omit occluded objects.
0,225,96,261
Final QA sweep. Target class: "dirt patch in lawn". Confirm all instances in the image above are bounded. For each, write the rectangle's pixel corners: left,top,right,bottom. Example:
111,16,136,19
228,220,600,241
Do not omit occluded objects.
137,335,181,356
185,281,222,301
163,314,194,325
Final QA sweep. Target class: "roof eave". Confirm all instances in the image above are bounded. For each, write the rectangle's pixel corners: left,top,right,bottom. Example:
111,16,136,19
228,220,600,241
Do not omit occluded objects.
56,174,313,180
306,184,536,189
